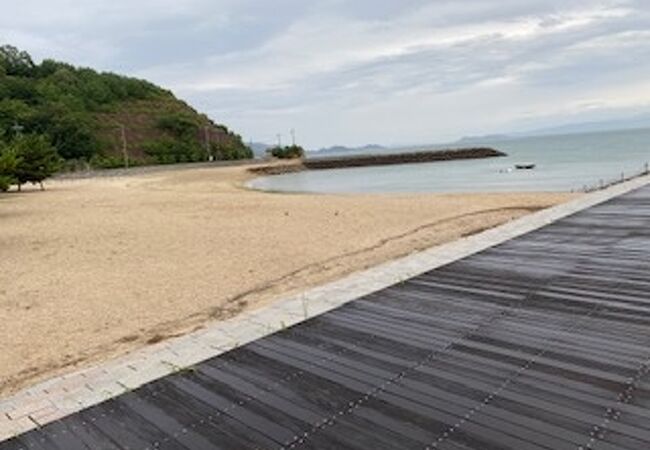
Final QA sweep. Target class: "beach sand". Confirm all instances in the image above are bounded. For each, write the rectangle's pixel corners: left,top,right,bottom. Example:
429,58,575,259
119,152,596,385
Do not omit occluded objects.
0,164,576,396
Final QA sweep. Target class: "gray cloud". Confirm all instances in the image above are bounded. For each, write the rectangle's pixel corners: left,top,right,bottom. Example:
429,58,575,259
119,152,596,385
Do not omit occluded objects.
2,0,649,147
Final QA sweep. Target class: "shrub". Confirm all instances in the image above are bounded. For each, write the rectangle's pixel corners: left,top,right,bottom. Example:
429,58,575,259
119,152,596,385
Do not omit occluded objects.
12,134,62,190
210,141,253,161
269,145,305,159
89,154,127,169
143,138,204,164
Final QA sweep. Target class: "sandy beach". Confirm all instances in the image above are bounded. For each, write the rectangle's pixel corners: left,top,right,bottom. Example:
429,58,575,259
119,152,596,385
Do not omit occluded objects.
0,164,576,396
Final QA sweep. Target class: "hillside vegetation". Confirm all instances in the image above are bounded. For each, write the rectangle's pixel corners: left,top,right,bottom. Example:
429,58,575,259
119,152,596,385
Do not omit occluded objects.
0,44,252,174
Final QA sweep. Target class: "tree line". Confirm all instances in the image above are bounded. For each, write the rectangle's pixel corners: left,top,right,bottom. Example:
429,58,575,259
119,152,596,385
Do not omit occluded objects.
268,145,305,159
0,44,167,162
0,44,254,173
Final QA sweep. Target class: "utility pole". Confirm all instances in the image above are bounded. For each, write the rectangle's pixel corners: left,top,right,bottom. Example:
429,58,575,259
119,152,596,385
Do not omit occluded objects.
119,124,129,169
290,128,296,146
204,125,212,161
276,133,283,147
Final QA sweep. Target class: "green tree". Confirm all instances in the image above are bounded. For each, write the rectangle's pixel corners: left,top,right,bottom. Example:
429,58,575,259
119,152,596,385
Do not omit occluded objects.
1,76,39,103
0,45,35,77
0,99,33,133
35,59,66,78
0,144,19,192
209,129,253,161
156,113,199,139
45,111,99,160
143,138,203,164
12,134,62,191
270,145,305,159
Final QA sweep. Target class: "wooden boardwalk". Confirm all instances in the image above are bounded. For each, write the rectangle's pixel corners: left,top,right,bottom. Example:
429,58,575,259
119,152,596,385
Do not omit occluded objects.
3,185,650,450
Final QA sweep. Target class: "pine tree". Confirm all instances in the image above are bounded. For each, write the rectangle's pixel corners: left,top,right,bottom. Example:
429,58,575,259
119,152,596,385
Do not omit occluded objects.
0,145,19,192
12,134,61,191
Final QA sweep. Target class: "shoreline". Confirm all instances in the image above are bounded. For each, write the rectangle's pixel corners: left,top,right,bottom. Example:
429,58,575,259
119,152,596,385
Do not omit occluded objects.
0,163,577,397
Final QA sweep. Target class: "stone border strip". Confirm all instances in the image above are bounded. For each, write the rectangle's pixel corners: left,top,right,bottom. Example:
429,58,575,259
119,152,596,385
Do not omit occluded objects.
1,174,648,442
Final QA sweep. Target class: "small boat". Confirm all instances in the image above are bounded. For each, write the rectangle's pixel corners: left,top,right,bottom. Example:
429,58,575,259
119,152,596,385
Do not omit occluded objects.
515,163,536,170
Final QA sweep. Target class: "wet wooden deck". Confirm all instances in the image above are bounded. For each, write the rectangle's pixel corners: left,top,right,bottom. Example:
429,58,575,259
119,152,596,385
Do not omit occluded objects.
3,185,650,450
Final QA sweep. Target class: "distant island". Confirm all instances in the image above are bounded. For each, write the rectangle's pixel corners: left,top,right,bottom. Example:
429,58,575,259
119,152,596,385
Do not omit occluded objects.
456,115,650,144
313,144,387,154
515,116,650,138
456,134,512,144
0,44,251,170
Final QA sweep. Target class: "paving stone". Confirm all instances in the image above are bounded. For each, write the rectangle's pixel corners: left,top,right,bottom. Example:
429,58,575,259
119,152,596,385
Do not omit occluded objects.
28,405,65,427
0,400,16,416
272,299,336,321
6,398,54,421
166,344,217,369
117,361,172,390
80,381,125,401
218,321,270,346
0,416,35,441
70,388,113,410
189,328,232,350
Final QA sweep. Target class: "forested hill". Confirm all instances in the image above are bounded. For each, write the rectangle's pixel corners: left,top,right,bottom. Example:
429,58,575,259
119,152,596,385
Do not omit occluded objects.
0,45,252,168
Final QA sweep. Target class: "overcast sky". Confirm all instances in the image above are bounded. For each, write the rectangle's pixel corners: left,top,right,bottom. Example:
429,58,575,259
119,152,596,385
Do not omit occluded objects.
3,0,650,148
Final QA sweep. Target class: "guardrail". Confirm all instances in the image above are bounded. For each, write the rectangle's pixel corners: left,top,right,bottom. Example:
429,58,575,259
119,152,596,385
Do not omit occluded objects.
574,162,650,193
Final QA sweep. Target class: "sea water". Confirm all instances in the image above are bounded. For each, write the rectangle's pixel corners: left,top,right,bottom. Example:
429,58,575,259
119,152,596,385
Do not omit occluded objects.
250,128,650,193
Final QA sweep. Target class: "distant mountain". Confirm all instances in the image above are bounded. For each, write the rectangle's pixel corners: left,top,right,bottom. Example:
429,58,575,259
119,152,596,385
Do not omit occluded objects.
313,144,387,155
516,114,650,138
456,114,650,145
456,134,512,144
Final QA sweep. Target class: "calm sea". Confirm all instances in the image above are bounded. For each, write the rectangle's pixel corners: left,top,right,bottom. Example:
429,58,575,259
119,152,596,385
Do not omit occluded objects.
250,128,650,193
